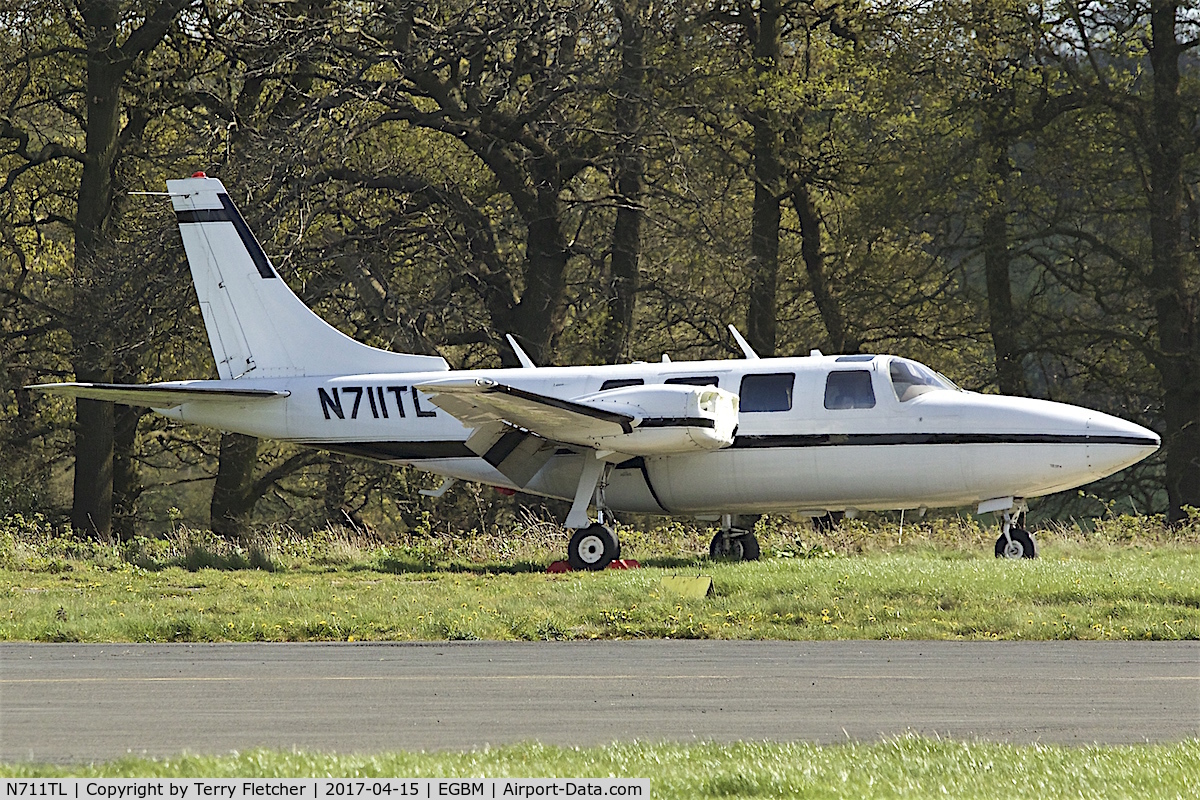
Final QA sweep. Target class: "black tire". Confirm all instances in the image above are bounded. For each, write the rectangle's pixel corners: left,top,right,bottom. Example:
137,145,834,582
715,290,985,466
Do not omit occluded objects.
995,527,1038,559
612,529,622,561
740,532,761,561
568,524,619,571
709,531,761,562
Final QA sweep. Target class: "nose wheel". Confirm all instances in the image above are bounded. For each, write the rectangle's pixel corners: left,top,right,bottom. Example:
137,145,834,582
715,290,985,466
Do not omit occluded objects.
995,508,1038,559
995,527,1037,558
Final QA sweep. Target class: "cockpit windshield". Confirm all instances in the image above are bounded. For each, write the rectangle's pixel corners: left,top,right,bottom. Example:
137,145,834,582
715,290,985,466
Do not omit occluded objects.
889,358,957,402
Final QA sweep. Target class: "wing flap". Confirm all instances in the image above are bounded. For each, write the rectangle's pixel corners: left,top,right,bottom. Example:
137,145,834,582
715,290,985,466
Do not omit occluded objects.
466,421,556,487
29,382,290,408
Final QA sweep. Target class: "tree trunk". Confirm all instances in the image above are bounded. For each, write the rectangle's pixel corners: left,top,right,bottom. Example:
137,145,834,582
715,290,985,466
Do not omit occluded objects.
510,185,571,363
601,0,646,365
745,2,781,358
1146,0,1200,522
981,175,1026,396
323,456,357,528
792,184,856,353
70,392,113,537
973,1,1026,398
68,0,188,537
111,404,144,540
210,432,260,541
70,5,124,538
747,139,780,358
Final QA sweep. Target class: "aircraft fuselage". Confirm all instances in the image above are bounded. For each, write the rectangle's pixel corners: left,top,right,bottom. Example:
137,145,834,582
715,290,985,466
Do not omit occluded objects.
157,354,1159,517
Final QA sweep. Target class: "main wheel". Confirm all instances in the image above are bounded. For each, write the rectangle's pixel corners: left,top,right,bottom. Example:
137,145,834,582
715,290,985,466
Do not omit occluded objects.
709,530,761,562
995,527,1038,559
568,524,619,571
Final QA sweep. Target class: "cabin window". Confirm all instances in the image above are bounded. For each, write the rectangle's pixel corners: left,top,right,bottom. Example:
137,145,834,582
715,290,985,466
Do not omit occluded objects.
740,373,794,412
601,378,643,391
824,371,876,410
889,359,955,402
665,376,719,387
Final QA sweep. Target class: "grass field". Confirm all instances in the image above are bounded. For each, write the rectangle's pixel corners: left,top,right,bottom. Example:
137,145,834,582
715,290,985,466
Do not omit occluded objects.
4,514,1198,642
5,518,1198,796
3,738,1199,799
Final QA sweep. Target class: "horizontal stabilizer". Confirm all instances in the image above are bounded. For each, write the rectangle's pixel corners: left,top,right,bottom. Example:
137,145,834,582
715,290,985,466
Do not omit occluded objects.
29,382,290,408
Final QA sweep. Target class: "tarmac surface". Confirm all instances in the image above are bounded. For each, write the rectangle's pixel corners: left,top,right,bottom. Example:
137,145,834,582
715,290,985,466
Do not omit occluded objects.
3,640,1198,762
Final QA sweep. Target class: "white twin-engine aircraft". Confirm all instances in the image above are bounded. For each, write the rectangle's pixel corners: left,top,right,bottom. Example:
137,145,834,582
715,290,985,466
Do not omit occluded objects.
35,175,1161,568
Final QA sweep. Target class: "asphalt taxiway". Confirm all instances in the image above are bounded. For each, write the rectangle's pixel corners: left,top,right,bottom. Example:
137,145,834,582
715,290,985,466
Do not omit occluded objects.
3,640,1197,762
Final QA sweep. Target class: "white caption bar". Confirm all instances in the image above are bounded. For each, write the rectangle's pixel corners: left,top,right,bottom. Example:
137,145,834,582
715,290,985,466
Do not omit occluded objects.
3,780,650,800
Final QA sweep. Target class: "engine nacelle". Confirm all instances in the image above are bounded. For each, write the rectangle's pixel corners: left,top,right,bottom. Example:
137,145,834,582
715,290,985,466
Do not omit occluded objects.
573,384,740,455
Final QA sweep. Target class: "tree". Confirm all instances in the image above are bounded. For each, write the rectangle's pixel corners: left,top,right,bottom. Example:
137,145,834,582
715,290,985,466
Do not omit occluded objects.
600,0,652,364
675,1,863,357
1,0,200,537
287,0,620,366
195,0,337,538
1041,0,1200,520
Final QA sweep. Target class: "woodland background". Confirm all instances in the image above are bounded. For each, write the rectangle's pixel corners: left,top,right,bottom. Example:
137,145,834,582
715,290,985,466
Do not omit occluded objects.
1,0,1197,541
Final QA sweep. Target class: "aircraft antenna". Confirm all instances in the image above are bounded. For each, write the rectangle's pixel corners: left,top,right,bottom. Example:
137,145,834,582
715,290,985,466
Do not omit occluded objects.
727,324,759,359
506,334,538,368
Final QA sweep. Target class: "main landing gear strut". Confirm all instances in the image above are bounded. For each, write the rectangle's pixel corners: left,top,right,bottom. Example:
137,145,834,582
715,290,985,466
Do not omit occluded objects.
564,455,621,571
709,514,761,562
995,504,1038,559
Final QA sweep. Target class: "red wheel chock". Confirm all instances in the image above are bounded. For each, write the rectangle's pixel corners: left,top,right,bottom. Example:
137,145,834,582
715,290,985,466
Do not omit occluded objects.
547,559,640,573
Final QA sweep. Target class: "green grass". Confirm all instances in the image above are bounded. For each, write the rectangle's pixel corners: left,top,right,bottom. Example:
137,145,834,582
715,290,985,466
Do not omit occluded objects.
3,738,1199,798
3,520,1198,642
5,521,1198,796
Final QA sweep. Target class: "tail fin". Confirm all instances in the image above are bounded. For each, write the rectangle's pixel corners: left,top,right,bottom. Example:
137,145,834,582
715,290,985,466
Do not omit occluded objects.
167,174,449,379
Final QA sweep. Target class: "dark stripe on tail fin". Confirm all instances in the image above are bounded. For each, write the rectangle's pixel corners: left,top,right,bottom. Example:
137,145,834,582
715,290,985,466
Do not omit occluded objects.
174,197,275,279
218,194,276,279
168,173,451,376
176,208,230,223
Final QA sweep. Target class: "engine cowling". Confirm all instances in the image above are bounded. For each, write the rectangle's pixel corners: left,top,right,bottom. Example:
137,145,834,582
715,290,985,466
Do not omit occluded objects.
572,384,740,455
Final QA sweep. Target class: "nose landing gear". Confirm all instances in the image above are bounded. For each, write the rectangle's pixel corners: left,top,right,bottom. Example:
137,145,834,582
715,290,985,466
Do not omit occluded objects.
995,506,1038,559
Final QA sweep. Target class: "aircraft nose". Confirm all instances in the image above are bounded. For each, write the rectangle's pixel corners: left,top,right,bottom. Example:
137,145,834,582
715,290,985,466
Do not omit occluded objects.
1086,413,1160,476
1087,413,1160,447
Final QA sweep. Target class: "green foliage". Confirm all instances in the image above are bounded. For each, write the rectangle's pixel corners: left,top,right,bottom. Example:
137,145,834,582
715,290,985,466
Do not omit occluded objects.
0,477,41,518
2,517,1197,644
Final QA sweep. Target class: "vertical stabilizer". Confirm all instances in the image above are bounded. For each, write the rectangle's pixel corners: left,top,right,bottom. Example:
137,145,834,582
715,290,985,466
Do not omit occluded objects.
168,175,449,379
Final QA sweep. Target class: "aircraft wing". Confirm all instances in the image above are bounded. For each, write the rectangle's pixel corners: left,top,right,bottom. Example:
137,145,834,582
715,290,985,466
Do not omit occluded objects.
29,382,290,408
414,378,636,488
414,378,635,445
